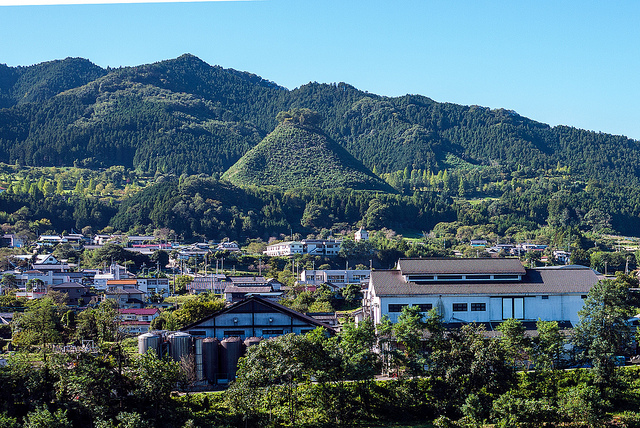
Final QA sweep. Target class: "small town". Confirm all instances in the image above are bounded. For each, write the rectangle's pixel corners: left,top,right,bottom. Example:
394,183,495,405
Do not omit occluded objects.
2,1,640,425
0,227,639,427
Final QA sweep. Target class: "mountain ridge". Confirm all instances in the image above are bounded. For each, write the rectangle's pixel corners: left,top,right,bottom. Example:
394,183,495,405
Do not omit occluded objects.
0,54,639,186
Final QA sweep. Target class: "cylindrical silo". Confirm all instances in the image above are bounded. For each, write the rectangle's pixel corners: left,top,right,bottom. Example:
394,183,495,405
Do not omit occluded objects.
220,337,242,381
202,338,220,384
194,337,204,381
138,332,161,357
168,332,192,363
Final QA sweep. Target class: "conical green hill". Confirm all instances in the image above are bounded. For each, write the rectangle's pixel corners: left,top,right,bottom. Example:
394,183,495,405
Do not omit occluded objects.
223,119,393,192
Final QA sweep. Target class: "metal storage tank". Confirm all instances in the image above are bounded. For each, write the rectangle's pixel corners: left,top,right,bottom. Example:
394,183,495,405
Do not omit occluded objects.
220,337,243,381
202,338,220,384
168,332,192,363
244,336,262,348
194,338,204,381
138,332,161,357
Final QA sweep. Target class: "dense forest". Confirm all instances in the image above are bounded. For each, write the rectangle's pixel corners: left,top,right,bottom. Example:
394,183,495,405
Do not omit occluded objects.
2,55,640,245
1,54,640,184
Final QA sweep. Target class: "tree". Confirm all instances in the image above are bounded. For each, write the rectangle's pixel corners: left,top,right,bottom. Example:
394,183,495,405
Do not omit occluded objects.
150,250,169,270
75,300,120,344
392,305,426,376
338,319,378,380
572,278,634,390
340,283,362,308
22,406,72,428
532,319,564,370
496,318,530,369
227,333,324,426
172,294,225,328
51,352,128,422
130,352,184,421
1,274,17,291
12,298,63,347
173,275,192,295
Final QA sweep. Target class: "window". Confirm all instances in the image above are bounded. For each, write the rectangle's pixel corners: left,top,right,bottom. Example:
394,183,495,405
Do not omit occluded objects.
389,304,407,312
453,303,468,312
223,330,245,337
494,274,520,280
541,295,549,300
417,303,432,312
409,275,434,282
263,329,284,335
581,295,588,299
471,303,486,311
189,330,206,336
466,275,491,280
438,275,463,280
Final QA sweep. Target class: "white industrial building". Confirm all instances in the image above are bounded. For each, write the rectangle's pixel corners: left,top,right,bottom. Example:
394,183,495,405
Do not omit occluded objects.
364,258,601,327
299,269,370,289
264,239,341,257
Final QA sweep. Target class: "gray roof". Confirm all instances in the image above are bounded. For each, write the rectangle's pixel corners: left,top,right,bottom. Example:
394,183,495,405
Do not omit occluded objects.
371,266,599,297
51,282,88,289
228,276,267,285
397,258,526,275
224,285,273,294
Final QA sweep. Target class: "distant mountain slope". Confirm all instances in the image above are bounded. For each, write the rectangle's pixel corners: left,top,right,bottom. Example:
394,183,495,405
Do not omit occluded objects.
0,57,106,108
1,54,639,185
223,110,394,192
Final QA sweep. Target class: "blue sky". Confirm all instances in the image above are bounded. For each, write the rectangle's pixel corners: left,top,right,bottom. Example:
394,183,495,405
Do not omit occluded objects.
1,0,639,139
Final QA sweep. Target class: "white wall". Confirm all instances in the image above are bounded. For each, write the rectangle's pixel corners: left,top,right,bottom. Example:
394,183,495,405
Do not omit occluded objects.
371,293,587,325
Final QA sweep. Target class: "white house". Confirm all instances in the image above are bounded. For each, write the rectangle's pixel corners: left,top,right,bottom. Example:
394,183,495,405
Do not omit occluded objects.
264,241,304,257
136,277,170,297
355,228,369,242
553,250,571,265
364,258,600,327
119,308,160,334
264,239,341,257
299,269,370,289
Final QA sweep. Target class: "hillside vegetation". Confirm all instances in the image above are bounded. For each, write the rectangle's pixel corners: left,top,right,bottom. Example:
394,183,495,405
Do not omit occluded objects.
1,54,639,185
223,109,393,192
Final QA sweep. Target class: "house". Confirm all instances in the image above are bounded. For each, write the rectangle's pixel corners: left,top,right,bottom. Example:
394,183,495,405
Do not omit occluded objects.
553,250,571,265
119,308,160,334
222,276,283,303
355,227,369,242
103,287,146,307
301,239,341,256
32,254,69,272
264,241,304,257
187,274,228,294
10,270,84,287
364,258,601,327
1,234,25,248
216,242,241,252
49,282,93,306
298,269,370,289
136,277,170,297
92,264,132,290
470,239,489,247
264,239,342,257
37,235,66,248
104,279,146,307
180,295,334,340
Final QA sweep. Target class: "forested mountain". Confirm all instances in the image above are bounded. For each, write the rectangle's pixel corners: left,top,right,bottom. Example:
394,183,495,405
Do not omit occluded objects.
1,54,639,185
0,57,106,108
223,109,393,192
